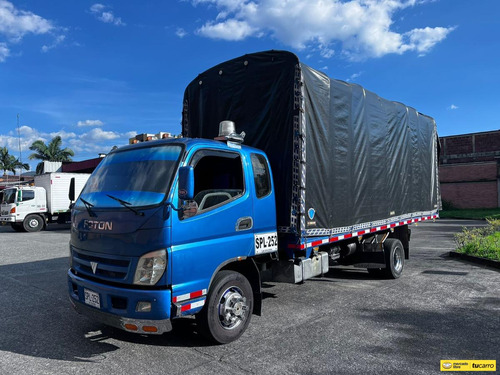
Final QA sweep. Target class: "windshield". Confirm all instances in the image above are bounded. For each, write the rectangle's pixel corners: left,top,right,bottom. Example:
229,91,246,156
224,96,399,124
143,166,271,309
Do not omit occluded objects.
77,144,183,209
3,189,17,204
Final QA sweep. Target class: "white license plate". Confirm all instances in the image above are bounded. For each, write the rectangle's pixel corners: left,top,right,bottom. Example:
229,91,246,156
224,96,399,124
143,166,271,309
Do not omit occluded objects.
84,288,101,309
254,231,278,255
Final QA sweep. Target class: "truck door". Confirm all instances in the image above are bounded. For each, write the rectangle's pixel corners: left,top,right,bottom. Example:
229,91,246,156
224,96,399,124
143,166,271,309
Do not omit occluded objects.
170,149,254,306
249,153,277,256
17,189,36,218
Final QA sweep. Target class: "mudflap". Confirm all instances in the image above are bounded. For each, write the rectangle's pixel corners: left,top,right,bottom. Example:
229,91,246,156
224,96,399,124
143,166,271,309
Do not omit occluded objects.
350,251,387,269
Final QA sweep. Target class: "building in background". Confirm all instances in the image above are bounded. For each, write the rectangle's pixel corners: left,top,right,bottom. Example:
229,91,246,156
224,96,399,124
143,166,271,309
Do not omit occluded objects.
439,130,500,209
129,132,173,144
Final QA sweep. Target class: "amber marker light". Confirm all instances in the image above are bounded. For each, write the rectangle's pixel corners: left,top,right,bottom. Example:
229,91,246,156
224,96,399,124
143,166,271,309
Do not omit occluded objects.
124,324,138,331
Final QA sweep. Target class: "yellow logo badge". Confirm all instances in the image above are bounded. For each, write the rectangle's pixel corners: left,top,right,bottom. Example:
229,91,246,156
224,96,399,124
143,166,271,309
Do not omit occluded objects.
441,360,496,371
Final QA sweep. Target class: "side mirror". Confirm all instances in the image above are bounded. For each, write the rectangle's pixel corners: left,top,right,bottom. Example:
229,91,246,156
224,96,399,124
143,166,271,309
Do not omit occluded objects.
69,177,75,202
178,166,194,201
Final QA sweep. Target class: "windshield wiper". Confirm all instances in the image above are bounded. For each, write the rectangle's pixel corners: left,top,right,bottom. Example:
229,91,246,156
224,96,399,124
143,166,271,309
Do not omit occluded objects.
106,194,144,216
80,198,97,217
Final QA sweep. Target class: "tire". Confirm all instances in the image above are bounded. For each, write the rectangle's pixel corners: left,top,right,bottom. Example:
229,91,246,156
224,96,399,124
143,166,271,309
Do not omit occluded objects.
383,238,405,279
23,214,44,232
197,270,253,344
11,223,26,232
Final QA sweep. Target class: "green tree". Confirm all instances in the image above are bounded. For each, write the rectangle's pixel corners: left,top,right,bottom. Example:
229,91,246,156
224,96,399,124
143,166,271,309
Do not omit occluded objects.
28,136,75,174
0,146,30,182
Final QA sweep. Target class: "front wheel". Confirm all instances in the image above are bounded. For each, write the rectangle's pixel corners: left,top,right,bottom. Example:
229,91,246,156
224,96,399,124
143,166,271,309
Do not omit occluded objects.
383,238,405,279
23,214,44,232
197,270,253,344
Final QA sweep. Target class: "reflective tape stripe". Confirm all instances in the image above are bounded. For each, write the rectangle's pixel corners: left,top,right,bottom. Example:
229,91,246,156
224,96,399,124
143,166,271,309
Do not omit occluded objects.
288,214,438,250
173,289,207,303
180,299,205,312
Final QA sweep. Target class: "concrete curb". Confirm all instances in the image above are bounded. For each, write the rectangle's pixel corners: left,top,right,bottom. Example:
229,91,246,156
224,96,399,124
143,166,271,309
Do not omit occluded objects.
449,251,500,270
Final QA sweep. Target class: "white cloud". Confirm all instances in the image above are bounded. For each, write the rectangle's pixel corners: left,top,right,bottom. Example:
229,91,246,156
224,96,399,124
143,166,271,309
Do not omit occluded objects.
0,0,53,42
0,124,134,171
77,119,104,127
405,26,455,56
0,42,9,62
124,131,137,138
448,104,459,110
176,28,188,38
191,0,455,60
90,4,125,26
81,128,120,141
0,126,44,170
346,71,363,82
320,48,335,59
197,19,256,41
0,1,59,62
90,3,105,13
49,130,77,139
41,34,65,53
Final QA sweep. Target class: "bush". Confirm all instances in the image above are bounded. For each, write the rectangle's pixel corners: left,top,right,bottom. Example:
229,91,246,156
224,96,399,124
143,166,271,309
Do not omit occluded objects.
454,219,500,261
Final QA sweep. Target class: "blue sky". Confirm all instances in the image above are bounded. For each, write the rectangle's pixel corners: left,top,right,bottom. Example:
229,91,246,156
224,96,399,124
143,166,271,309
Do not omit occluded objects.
0,0,499,172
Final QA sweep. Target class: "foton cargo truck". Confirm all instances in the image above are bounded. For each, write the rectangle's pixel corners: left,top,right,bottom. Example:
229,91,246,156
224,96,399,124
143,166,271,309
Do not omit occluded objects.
68,51,440,344
1,173,90,232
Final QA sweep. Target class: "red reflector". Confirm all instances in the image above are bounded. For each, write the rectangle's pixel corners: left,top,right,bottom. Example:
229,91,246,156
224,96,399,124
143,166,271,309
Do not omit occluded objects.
142,326,158,333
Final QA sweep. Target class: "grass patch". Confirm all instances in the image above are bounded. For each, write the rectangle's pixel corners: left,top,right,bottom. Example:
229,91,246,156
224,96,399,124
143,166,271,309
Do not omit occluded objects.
454,219,500,261
439,208,500,220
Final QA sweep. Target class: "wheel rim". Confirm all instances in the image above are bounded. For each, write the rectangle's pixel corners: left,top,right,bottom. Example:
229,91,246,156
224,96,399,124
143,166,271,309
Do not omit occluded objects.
218,286,248,330
393,248,403,273
28,218,39,228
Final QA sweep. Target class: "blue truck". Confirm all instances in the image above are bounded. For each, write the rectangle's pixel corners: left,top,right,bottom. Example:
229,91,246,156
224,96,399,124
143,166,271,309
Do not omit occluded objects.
68,51,440,343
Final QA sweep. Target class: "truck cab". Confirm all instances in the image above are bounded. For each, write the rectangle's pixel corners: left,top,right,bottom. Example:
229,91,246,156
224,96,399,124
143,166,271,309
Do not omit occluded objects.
0,186,47,232
68,134,277,343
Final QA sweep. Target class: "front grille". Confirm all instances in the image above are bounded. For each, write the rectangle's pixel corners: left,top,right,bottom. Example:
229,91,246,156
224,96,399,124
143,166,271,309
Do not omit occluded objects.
72,247,132,283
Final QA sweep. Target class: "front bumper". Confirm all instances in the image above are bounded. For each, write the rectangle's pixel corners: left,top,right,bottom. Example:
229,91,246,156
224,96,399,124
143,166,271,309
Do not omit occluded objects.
70,298,172,334
68,269,173,335
0,215,15,223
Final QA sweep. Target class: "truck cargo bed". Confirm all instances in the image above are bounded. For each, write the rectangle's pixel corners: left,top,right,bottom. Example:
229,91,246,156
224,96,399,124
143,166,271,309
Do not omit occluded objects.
182,50,440,251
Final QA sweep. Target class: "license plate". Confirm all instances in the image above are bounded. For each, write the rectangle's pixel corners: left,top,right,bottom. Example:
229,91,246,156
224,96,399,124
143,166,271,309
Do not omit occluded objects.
84,288,101,309
254,231,278,255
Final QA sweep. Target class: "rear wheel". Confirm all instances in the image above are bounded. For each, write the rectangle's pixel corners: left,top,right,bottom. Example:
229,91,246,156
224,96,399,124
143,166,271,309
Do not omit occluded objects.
23,214,44,232
383,238,404,279
197,270,253,344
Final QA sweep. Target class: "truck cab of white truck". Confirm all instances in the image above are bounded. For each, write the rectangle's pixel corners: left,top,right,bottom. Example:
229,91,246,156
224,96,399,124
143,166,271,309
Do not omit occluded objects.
0,173,90,232
1,186,48,231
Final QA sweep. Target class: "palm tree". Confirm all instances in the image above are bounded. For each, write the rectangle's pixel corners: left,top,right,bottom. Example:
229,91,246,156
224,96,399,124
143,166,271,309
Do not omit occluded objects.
29,136,75,174
0,147,30,182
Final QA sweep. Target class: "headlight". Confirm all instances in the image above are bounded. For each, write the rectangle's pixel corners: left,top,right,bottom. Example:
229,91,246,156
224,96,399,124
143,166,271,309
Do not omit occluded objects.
133,249,167,285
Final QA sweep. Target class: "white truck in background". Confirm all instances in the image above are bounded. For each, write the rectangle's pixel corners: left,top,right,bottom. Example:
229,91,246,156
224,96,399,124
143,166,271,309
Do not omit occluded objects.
0,173,90,232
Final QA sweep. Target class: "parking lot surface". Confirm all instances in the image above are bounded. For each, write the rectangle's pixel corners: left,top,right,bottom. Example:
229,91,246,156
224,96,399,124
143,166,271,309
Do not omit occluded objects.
0,219,498,374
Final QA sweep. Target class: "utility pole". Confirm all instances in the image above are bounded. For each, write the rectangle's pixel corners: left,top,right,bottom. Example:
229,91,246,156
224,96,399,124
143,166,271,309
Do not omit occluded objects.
17,113,22,181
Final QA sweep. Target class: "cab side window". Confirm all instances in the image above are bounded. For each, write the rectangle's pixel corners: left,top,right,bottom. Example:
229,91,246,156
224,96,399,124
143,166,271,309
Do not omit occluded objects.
183,150,244,218
21,190,35,202
251,154,271,198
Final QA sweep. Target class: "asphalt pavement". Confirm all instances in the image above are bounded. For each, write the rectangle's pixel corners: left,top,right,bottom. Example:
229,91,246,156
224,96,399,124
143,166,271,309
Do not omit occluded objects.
0,219,498,375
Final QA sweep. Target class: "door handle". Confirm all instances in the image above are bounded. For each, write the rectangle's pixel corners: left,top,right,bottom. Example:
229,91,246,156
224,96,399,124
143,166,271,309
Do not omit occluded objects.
236,217,253,231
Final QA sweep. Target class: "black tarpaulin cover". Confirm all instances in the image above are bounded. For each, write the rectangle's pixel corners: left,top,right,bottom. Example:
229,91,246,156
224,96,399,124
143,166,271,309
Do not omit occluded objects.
182,50,440,237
